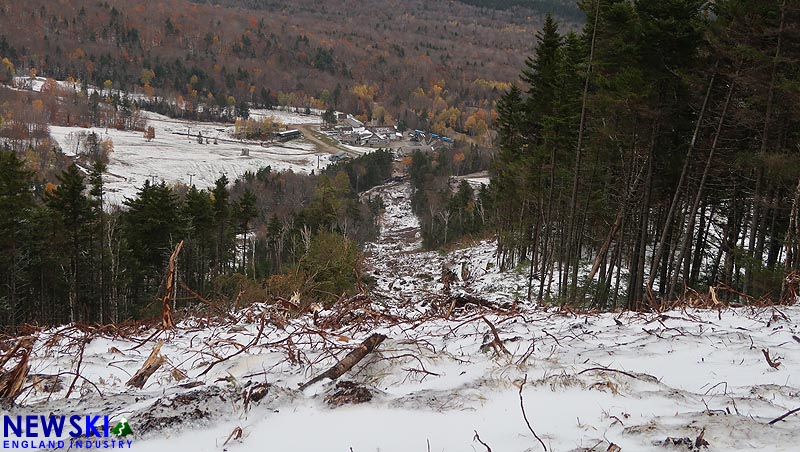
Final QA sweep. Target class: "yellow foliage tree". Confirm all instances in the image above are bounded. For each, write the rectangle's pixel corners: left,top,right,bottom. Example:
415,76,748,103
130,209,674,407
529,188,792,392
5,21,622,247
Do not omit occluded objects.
140,68,155,86
0,57,14,83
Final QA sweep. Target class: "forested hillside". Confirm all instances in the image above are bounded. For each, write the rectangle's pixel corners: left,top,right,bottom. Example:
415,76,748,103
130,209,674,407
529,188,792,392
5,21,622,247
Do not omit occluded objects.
0,0,579,142
455,0,582,20
491,1,800,308
0,145,391,326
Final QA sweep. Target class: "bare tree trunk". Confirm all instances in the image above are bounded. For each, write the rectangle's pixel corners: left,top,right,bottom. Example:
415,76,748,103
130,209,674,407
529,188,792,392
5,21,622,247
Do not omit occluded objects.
668,72,737,300
781,177,800,299
162,240,185,330
564,0,600,303
647,69,716,294
744,0,786,295
722,193,743,299
635,146,653,306
690,202,715,287
579,155,648,303
526,201,543,303
538,144,557,302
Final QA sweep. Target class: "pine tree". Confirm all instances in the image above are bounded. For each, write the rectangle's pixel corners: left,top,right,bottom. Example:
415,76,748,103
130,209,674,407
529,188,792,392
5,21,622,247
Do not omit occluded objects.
88,160,110,321
184,185,215,292
122,180,185,310
521,12,563,137
212,175,234,275
0,149,36,324
46,164,93,322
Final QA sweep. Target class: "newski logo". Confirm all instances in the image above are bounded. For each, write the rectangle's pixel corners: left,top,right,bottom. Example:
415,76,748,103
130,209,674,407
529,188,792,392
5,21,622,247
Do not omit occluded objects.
2,415,134,449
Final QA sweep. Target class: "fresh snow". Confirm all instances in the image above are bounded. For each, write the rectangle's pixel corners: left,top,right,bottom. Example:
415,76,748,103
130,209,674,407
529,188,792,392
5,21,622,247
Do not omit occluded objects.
5,181,800,452
48,112,334,206
7,299,800,451
249,108,323,126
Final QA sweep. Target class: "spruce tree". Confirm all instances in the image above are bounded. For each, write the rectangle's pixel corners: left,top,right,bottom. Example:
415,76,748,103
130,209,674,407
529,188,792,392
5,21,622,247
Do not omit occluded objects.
46,164,93,322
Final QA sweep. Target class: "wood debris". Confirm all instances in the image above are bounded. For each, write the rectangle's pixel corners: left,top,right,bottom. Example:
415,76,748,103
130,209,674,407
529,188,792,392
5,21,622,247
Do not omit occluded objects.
299,333,386,390
127,340,166,388
762,348,781,369
162,240,184,329
0,337,34,403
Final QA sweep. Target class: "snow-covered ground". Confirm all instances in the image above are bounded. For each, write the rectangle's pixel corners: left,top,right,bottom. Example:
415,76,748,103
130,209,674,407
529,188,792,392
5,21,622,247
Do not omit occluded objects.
362,181,529,305
4,181,800,452
48,112,333,205
7,78,377,205
249,108,322,126
6,298,800,451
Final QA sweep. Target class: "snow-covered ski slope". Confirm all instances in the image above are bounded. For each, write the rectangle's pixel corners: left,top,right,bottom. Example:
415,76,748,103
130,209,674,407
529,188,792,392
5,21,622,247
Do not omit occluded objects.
48,111,333,206
4,183,800,452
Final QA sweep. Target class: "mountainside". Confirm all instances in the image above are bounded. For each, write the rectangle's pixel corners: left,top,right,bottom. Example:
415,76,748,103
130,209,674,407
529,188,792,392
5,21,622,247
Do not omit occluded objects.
0,0,579,136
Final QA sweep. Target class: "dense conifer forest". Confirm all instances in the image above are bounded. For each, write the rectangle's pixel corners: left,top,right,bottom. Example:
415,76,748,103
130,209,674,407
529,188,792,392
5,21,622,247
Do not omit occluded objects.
490,1,800,308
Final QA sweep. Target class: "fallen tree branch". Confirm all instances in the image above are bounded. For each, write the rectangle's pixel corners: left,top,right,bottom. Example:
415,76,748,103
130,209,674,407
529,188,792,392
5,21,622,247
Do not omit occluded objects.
473,430,492,452
299,333,386,390
0,337,34,403
762,348,781,369
519,374,547,451
126,340,165,388
768,406,800,425
64,335,89,398
578,366,645,381
481,316,509,356
126,329,162,352
179,282,234,319
198,310,269,377
222,426,243,446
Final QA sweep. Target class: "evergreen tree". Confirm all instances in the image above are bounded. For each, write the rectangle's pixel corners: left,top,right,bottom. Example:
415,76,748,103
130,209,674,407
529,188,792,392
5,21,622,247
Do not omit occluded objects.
0,149,36,325
212,175,234,275
46,164,94,322
122,180,185,310
183,185,215,292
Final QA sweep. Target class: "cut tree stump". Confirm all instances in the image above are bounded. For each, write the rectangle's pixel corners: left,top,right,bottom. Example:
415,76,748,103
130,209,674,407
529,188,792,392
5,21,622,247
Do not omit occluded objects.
127,340,165,388
299,333,386,390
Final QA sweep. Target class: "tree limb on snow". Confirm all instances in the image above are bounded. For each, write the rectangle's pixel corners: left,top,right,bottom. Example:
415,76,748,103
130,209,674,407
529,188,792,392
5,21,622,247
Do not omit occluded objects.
762,348,781,369
519,374,547,451
473,430,492,452
197,310,269,377
768,407,800,425
162,240,184,330
578,366,654,381
299,333,386,390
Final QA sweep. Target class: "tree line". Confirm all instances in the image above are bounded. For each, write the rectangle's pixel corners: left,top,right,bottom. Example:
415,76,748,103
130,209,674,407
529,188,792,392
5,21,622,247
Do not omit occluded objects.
0,148,392,328
490,1,800,308
409,148,492,249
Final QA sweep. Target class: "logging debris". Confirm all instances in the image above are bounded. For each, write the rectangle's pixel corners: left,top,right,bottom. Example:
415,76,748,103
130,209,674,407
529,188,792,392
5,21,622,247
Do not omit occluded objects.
126,340,166,388
324,380,374,408
0,337,34,404
299,333,386,390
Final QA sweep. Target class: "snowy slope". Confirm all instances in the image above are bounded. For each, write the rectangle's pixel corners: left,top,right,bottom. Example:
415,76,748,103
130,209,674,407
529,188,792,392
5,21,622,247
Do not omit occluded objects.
6,301,800,451
4,181,800,452
48,112,331,206
362,181,530,306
